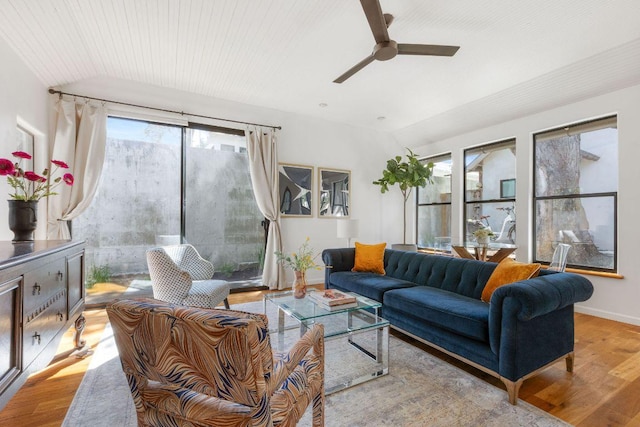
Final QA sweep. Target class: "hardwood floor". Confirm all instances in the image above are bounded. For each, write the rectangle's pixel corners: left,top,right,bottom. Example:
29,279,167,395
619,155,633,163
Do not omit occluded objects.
1,286,639,426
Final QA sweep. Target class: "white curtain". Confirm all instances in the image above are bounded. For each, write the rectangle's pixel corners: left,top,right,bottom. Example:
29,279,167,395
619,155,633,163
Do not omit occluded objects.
246,126,285,289
47,99,107,239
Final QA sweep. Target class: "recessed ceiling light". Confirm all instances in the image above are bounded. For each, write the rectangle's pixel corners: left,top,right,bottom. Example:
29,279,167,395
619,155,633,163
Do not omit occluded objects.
319,103,328,108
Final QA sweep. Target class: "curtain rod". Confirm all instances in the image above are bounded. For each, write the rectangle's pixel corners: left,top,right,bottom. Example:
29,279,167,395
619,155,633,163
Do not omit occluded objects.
48,88,282,130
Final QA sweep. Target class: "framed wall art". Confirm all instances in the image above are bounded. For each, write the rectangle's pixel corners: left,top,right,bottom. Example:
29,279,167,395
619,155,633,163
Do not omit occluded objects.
318,168,350,218
278,163,313,217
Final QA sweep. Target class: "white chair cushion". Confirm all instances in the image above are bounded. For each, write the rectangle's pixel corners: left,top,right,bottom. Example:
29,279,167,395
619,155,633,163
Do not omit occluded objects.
183,280,231,308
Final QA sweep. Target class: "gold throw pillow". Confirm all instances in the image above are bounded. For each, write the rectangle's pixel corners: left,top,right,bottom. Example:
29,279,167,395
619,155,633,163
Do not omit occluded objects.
481,258,541,302
352,242,386,275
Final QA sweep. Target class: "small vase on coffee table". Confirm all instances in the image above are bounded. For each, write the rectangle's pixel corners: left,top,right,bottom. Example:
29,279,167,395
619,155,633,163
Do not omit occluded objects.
293,270,307,298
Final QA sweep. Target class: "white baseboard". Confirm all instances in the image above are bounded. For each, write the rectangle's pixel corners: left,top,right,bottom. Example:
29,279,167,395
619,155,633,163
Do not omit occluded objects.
575,304,640,326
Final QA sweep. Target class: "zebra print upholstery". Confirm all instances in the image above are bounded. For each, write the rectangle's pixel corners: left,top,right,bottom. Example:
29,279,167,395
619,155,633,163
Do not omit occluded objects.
146,244,231,309
107,298,325,427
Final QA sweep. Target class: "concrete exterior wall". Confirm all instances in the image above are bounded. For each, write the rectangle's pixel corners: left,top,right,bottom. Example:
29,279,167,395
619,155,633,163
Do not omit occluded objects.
184,145,264,271
74,138,263,275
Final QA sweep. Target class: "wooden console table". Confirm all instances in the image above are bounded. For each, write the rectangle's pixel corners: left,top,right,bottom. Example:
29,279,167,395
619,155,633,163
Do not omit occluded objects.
0,240,86,411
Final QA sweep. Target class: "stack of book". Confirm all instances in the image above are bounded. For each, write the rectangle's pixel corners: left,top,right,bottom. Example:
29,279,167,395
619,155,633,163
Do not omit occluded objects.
308,289,358,310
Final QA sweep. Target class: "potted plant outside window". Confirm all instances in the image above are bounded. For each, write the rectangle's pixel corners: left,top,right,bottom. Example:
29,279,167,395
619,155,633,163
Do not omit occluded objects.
373,148,433,251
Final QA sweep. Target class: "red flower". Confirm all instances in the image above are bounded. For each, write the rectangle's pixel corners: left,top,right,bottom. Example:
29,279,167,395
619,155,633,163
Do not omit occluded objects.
24,171,46,182
51,159,69,168
12,151,32,160
0,158,15,176
63,173,74,186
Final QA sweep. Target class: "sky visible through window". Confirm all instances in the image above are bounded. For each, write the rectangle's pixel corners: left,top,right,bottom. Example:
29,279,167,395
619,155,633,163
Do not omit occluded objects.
107,116,181,145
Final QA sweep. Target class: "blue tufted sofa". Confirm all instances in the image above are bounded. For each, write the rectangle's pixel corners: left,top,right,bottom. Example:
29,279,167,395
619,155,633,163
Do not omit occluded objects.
322,248,594,404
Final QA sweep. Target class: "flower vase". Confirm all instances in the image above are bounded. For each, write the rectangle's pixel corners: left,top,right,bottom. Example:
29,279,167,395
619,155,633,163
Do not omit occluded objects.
293,270,307,299
476,236,489,246
8,200,38,242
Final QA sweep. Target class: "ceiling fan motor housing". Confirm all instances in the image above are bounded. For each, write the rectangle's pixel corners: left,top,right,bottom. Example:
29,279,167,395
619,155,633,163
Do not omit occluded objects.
373,40,398,61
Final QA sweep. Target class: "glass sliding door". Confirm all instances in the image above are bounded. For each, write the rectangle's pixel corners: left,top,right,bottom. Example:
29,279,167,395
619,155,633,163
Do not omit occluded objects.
74,117,182,274
74,118,265,291
184,125,264,286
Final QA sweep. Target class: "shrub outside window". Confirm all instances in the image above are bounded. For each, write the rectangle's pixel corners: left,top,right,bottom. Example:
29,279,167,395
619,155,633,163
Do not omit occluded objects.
533,115,617,272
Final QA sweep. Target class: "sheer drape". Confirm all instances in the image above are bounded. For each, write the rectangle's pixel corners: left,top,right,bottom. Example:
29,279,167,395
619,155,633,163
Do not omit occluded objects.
47,99,107,239
246,126,284,289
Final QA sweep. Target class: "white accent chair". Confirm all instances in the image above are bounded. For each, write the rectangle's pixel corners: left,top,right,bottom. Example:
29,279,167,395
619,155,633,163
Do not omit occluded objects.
146,244,231,309
549,243,571,272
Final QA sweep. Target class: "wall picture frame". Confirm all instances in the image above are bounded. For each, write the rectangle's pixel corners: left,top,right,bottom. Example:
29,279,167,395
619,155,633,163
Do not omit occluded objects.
278,163,313,217
318,168,350,218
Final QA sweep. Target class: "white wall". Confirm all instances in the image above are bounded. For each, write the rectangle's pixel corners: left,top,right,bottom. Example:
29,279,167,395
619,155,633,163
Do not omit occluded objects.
0,37,49,241
396,84,640,326
60,76,403,285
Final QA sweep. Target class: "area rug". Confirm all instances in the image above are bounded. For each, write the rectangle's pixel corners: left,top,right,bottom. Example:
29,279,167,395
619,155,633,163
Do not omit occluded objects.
63,301,571,427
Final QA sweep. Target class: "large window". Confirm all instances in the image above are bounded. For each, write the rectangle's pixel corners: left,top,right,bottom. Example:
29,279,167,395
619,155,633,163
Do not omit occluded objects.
533,116,617,272
464,139,516,243
416,154,452,252
74,117,264,284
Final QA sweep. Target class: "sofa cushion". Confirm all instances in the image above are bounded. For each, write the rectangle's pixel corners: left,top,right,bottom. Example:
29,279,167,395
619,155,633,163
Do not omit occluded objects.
352,242,386,274
385,286,490,343
481,258,541,302
328,271,415,302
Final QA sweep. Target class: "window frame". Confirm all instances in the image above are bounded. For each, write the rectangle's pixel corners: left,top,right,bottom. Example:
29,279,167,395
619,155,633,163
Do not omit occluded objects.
416,153,452,252
463,139,517,243
532,115,618,273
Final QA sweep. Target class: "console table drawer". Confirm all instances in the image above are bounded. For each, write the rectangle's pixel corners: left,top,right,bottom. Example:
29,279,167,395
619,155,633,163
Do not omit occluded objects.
22,289,67,368
23,259,66,313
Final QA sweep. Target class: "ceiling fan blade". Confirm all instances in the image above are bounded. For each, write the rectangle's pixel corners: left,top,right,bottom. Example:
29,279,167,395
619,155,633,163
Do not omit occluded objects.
397,43,460,57
333,54,375,83
360,0,389,43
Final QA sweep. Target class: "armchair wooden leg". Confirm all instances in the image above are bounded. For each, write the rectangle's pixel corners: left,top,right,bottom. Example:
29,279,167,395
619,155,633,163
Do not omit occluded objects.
223,298,230,309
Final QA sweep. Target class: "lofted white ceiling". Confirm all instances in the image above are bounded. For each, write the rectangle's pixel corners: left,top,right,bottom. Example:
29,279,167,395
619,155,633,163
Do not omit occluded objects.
1,0,640,139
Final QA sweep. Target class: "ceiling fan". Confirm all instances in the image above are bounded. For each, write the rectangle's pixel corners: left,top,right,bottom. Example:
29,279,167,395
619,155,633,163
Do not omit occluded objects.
333,0,460,83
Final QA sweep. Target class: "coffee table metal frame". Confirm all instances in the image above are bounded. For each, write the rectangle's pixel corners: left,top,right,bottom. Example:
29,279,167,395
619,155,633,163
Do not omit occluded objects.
263,289,389,394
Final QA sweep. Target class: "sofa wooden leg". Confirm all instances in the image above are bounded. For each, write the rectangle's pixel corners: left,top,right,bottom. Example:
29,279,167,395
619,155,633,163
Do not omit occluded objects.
566,352,574,373
500,377,523,405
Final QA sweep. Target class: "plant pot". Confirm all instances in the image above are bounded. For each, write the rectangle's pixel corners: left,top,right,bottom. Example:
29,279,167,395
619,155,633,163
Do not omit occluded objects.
8,200,38,242
293,270,307,299
391,243,418,252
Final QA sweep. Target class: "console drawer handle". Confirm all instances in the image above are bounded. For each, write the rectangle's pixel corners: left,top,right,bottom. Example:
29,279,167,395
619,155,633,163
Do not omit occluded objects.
57,270,64,280
57,312,64,321
33,283,41,295
33,332,41,345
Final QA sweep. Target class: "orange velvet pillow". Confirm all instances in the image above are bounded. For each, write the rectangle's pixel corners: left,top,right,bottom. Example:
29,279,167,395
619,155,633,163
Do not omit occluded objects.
352,242,386,274
481,258,541,302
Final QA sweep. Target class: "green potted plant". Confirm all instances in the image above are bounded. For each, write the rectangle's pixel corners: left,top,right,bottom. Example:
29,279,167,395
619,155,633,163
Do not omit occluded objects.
373,148,433,250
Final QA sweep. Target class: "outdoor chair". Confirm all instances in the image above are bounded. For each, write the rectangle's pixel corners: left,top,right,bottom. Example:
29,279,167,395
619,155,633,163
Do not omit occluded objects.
146,244,231,309
107,298,325,427
549,243,571,272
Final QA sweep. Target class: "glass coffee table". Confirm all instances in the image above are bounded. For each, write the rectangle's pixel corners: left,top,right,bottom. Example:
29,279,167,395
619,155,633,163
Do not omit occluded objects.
264,289,389,394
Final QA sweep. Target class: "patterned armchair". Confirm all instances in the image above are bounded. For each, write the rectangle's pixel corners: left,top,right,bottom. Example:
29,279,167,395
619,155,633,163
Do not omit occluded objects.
147,244,231,309
107,298,325,427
